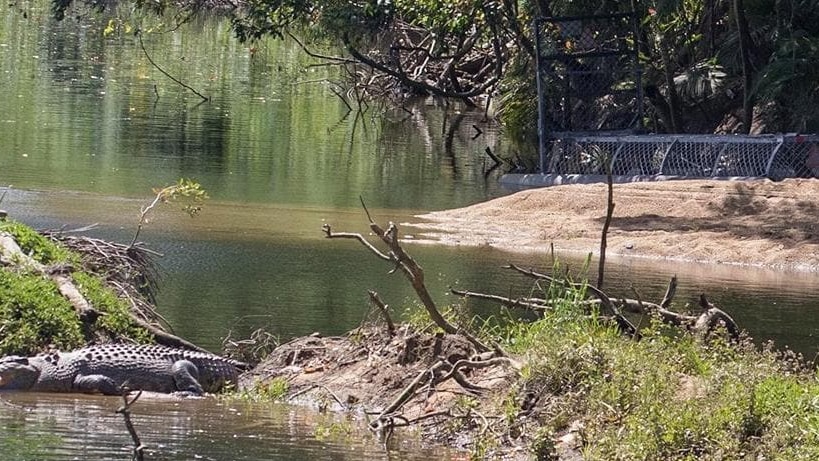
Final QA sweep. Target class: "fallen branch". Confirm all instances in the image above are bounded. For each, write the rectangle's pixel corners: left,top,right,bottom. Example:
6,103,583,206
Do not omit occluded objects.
373,360,450,422
506,264,640,338
323,205,493,353
695,294,740,341
450,288,548,312
116,389,145,461
367,290,396,336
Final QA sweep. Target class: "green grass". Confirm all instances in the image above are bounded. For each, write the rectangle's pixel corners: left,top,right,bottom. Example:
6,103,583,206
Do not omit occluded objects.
0,220,152,355
490,284,819,460
0,220,75,265
230,377,290,402
0,270,85,355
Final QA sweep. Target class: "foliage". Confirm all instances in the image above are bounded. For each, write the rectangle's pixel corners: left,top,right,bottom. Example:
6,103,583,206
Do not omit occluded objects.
50,0,819,155
496,53,538,159
488,279,819,459
314,419,354,442
233,376,290,402
72,271,153,343
748,1,819,132
233,0,394,43
0,271,85,355
0,220,75,266
0,220,152,355
130,178,208,246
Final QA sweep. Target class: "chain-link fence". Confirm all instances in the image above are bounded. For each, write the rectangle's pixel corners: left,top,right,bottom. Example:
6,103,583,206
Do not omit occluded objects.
530,13,818,183
542,134,819,179
534,12,642,137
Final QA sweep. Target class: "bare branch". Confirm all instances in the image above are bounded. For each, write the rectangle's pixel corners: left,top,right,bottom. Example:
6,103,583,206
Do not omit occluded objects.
116,389,145,461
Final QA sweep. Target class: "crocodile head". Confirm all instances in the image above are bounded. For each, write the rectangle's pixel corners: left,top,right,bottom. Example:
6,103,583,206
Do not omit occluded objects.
0,356,41,390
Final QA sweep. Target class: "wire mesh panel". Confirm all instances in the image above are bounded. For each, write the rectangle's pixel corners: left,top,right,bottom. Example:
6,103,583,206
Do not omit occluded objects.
547,139,619,174
611,140,670,175
712,141,777,177
541,134,819,179
768,135,819,179
662,140,731,176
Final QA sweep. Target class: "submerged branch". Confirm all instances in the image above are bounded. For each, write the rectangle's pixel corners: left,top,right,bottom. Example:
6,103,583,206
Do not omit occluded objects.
117,389,145,461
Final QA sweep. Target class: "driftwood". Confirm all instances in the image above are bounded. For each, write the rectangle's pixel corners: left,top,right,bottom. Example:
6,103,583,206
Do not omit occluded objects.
322,202,493,353
452,269,741,342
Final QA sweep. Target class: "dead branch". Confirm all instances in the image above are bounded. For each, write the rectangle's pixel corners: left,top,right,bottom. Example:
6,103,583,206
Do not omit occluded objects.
323,218,493,353
695,294,741,341
116,389,145,461
367,290,396,336
611,298,688,327
438,356,522,386
597,151,615,289
450,288,547,312
660,275,678,309
321,224,391,261
374,360,450,422
505,264,640,338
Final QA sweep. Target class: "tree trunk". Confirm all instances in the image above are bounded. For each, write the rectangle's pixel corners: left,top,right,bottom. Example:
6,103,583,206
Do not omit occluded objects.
734,0,754,134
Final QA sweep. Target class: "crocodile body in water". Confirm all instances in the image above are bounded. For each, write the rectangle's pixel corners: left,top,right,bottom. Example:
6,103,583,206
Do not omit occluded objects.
0,343,245,395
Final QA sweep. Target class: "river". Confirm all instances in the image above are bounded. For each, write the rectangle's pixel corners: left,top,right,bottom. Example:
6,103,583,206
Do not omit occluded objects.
1,1,819,458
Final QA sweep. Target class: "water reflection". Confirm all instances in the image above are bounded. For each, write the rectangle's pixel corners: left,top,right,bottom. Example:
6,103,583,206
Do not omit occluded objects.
0,2,506,209
0,392,447,460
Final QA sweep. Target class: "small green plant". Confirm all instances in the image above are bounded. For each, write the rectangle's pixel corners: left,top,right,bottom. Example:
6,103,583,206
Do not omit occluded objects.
314,419,354,442
256,377,290,401
130,179,208,247
72,271,152,342
230,377,290,402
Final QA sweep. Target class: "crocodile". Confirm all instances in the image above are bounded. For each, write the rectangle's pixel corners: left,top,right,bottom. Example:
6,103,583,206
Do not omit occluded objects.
0,343,245,396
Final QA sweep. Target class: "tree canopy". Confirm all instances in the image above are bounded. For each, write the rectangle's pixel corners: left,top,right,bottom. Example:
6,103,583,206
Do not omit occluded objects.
54,0,819,142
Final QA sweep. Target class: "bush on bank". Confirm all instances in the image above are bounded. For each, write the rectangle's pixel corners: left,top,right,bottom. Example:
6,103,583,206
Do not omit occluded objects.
492,287,819,460
0,220,151,356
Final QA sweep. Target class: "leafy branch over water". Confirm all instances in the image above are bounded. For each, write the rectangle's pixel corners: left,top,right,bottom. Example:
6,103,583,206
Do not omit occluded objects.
130,179,208,248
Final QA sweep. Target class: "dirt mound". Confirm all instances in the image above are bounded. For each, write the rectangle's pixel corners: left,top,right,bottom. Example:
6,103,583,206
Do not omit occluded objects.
240,326,520,453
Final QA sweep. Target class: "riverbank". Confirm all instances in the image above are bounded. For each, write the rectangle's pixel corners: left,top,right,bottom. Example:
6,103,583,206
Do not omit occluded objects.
5,208,819,459
409,178,819,271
